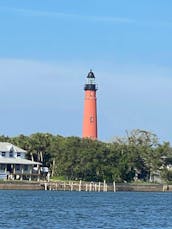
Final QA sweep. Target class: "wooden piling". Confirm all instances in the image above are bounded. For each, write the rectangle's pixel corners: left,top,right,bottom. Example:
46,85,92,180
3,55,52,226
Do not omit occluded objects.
63,182,66,191
79,180,82,191
85,183,88,191
70,182,73,191
89,182,92,192
113,181,116,192
103,180,106,192
44,183,47,191
98,182,101,192
95,183,97,192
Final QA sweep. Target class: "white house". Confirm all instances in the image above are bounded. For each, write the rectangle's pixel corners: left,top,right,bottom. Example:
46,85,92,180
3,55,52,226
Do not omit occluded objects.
0,142,42,181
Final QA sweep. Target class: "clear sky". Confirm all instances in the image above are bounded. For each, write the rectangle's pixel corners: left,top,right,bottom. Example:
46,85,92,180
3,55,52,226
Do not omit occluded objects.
0,0,172,142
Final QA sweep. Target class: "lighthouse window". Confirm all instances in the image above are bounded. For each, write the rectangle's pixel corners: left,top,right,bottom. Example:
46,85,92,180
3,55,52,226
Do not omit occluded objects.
88,78,95,84
90,116,94,123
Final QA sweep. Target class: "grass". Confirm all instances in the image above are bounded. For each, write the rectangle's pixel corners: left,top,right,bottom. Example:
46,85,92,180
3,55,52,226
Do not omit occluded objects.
50,176,67,181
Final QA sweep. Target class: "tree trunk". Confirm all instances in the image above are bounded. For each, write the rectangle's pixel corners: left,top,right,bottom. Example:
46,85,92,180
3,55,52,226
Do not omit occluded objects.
51,159,55,177
39,151,43,163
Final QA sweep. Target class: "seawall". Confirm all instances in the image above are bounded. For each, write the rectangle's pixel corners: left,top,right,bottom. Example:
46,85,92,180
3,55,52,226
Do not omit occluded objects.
116,183,164,192
0,181,171,192
0,182,43,190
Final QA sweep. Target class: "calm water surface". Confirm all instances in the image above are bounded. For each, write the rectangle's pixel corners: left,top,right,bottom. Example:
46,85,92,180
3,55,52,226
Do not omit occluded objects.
0,191,172,229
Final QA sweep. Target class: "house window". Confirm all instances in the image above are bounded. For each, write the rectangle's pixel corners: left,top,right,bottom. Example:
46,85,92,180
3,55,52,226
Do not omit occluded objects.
0,164,6,171
17,152,21,157
1,152,6,157
16,164,20,171
9,151,13,157
24,165,28,171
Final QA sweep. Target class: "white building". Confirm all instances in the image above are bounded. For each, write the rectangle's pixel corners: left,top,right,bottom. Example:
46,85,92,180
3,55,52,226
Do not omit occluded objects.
0,142,41,181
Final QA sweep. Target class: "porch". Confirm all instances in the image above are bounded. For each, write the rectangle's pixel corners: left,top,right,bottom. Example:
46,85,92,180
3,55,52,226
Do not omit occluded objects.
0,157,42,181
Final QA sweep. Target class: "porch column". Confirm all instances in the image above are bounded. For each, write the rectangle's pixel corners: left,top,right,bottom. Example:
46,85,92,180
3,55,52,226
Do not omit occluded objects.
13,164,16,180
29,166,32,181
5,165,7,180
37,165,40,182
13,165,16,173
20,165,23,181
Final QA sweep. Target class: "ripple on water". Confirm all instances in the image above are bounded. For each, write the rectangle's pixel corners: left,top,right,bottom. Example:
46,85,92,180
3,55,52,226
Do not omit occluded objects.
0,191,172,229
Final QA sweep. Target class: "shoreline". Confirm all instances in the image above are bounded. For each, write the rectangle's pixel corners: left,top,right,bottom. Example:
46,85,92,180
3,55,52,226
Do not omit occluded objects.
0,181,171,192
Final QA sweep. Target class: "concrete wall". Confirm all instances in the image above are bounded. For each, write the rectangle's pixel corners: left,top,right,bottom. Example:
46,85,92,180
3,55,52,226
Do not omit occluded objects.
116,183,164,192
0,183,43,190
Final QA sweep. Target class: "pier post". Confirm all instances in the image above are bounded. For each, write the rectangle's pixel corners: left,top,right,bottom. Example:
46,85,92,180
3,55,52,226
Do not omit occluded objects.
103,180,106,192
98,182,101,192
45,183,47,191
63,182,66,191
89,182,92,192
49,184,52,191
113,181,116,192
79,180,82,191
95,183,97,192
70,182,73,191
85,183,88,191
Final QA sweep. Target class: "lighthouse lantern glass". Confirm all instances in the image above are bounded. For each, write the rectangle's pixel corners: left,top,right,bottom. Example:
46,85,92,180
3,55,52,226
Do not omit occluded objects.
87,78,96,85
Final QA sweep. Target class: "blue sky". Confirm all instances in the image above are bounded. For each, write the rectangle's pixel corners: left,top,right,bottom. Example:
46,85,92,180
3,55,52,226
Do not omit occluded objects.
0,0,172,142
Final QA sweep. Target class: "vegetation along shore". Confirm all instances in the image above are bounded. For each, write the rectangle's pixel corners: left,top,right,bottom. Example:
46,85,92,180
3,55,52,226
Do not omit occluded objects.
1,129,172,187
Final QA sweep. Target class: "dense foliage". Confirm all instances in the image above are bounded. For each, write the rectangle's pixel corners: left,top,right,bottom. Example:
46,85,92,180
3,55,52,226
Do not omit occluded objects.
1,129,172,183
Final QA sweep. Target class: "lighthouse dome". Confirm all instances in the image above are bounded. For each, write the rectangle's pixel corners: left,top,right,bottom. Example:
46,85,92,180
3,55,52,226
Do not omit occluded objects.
87,70,95,78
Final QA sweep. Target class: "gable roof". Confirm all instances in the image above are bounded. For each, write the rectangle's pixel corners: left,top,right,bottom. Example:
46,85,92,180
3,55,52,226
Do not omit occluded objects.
0,142,27,153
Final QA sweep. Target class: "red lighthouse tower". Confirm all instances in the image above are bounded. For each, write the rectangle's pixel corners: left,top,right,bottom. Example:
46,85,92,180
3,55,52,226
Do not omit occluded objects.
82,70,98,140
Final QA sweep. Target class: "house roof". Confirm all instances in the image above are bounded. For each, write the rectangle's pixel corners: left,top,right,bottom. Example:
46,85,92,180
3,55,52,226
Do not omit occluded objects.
0,142,27,153
0,157,41,165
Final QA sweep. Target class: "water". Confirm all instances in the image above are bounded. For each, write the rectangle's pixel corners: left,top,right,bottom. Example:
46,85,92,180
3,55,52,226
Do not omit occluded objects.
0,191,172,229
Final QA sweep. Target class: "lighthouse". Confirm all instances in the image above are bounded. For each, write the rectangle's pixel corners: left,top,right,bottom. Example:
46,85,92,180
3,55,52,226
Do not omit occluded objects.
82,70,98,140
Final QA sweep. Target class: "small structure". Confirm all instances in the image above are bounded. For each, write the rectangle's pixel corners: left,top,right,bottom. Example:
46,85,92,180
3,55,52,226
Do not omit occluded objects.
0,142,41,181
